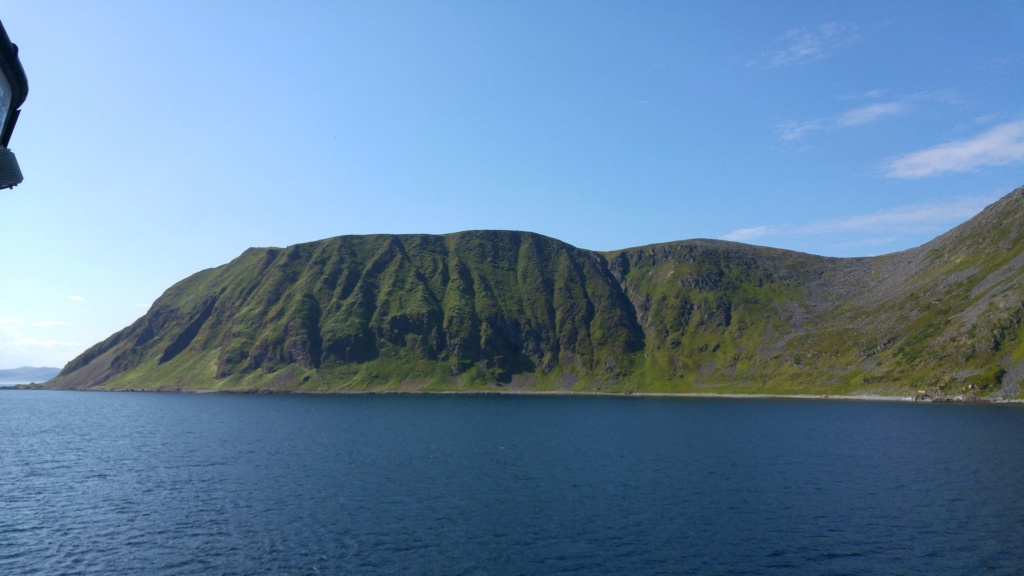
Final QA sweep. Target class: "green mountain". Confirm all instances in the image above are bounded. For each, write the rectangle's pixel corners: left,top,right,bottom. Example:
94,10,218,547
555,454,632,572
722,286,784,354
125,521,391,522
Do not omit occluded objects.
48,186,1024,399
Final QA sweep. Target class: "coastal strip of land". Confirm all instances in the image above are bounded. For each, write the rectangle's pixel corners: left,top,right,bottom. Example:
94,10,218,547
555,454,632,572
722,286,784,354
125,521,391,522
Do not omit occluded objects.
6,384,1021,404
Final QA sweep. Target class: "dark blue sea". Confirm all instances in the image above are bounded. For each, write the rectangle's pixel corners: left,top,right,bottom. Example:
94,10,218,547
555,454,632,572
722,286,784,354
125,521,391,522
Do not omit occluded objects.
2,391,1022,575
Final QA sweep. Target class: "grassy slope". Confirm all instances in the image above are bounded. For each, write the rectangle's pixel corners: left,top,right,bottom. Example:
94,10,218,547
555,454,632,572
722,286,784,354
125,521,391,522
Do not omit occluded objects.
607,240,850,394
53,231,645,392
48,187,1024,398
834,188,1024,397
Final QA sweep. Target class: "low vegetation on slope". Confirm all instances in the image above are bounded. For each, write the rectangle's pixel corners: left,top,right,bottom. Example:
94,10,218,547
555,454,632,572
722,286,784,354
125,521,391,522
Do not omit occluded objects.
49,187,1024,399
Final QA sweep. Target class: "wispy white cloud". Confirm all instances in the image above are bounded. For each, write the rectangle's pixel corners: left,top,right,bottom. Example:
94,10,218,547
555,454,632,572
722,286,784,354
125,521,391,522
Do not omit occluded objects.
749,23,858,69
779,101,908,142
721,195,995,247
841,89,885,100
68,295,86,302
776,120,825,141
883,120,1024,178
832,237,899,250
136,303,151,308
0,318,25,326
973,113,1001,125
2,332,80,350
795,196,993,235
837,102,907,127
722,226,777,242
32,321,68,327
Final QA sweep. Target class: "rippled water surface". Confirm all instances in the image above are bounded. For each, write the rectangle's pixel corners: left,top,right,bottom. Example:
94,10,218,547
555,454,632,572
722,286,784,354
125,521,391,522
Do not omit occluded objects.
2,391,1022,575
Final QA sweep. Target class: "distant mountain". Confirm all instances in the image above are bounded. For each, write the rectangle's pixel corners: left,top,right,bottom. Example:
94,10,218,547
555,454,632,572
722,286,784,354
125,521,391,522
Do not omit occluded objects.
0,366,60,383
47,186,1024,400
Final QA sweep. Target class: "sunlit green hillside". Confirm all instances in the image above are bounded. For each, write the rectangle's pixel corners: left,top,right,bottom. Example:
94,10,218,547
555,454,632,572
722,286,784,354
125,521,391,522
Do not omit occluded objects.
49,187,1024,399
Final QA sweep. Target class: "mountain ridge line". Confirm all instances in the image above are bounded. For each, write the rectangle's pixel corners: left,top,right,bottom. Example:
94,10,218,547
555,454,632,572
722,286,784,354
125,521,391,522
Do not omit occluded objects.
46,185,1024,399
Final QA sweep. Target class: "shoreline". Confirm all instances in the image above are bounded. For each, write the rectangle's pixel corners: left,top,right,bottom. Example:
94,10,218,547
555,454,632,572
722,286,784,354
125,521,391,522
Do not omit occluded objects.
8,385,1022,404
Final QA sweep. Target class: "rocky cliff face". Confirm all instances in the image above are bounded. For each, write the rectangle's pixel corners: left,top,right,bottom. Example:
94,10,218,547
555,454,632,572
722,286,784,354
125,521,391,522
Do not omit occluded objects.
50,187,1024,398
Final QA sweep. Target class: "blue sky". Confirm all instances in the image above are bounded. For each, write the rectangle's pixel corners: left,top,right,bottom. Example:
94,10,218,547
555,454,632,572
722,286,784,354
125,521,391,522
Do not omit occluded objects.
1,1,1022,369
